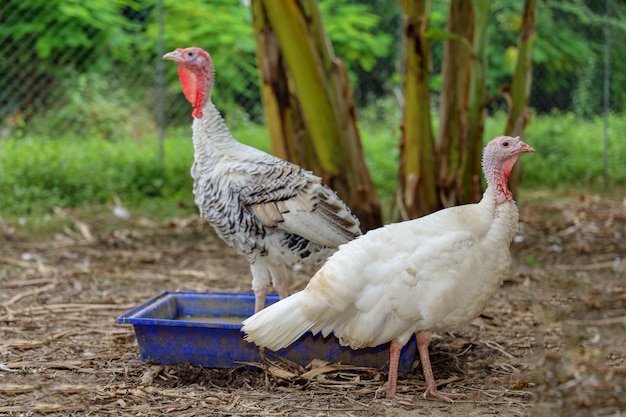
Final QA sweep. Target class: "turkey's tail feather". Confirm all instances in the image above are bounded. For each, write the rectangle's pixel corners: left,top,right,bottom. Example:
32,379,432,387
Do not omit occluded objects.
242,292,314,351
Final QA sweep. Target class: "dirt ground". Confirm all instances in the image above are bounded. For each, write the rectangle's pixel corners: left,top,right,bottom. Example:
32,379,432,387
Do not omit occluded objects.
1,190,624,417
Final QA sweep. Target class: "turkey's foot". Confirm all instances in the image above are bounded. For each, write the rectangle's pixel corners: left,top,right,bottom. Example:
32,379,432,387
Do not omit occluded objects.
374,384,413,402
422,383,465,403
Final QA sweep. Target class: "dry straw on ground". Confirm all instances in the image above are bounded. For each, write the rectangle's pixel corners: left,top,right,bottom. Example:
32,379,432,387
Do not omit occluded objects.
1,191,625,416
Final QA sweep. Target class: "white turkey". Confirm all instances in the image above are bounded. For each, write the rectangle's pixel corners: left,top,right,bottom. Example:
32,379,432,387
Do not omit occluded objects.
242,135,534,401
163,47,361,313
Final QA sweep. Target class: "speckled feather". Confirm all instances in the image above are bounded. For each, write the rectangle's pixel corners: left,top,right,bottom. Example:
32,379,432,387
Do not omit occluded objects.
163,47,361,312
191,102,361,266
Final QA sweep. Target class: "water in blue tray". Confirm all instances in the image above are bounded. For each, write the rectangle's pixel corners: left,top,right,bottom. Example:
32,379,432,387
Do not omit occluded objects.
174,314,246,324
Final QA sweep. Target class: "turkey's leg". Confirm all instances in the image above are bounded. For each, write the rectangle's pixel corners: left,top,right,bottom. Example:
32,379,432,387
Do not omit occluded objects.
416,331,464,402
251,262,272,313
268,264,289,300
251,281,268,359
253,287,268,314
375,339,412,401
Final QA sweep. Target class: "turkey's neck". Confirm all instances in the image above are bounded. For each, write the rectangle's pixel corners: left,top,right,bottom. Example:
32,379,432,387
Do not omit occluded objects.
483,156,518,205
482,187,520,246
192,100,237,155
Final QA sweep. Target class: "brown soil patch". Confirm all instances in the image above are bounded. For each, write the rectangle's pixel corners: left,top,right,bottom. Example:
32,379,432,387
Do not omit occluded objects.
1,191,624,416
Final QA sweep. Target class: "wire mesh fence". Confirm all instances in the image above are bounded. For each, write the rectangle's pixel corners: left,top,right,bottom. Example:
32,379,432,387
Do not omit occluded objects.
0,0,622,143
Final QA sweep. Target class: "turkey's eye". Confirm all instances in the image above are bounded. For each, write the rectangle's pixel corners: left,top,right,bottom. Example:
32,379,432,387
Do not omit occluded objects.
187,51,195,57
502,141,509,147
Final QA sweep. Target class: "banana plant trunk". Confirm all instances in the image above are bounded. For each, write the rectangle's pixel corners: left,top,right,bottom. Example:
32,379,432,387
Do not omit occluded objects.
252,0,382,231
251,5,311,168
505,0,537,197
436,0,475,208
397,0,438,220
467,0,492,202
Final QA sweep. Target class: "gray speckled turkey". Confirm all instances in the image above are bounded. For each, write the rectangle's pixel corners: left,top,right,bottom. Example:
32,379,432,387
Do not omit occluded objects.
163,47,361,313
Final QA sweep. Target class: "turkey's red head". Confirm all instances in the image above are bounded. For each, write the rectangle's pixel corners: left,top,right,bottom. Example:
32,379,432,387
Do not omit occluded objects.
482,136,535,204
163,47,214,118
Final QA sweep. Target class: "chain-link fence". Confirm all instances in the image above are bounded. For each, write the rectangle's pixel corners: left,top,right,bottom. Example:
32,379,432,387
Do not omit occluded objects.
0,0,623,142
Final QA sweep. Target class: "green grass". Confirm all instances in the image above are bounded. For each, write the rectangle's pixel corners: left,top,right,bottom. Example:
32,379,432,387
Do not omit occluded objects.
485,112,626,187
0,109,624,217
359,121,401,208
0,135,194,215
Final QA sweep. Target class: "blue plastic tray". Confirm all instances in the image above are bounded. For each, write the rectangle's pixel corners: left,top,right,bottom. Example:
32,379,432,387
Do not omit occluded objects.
117,291,416,372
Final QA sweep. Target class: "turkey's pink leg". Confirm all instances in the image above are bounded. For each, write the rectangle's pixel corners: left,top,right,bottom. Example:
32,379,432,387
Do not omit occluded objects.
416,331,464,402
375,339,412,401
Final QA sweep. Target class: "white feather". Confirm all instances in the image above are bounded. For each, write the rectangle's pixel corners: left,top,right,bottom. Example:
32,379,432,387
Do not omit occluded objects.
241,134,534,402
241,292,315,351
242,186,520,349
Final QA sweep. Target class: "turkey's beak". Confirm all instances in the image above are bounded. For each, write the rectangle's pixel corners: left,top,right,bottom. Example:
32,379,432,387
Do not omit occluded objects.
517,140,535,154
163,50,182,62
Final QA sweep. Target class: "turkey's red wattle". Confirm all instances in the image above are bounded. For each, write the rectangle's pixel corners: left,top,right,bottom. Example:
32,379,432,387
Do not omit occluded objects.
177,66,204,118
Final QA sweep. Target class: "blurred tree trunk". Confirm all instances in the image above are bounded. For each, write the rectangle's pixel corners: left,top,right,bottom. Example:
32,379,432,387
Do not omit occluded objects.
436,0,475,208
397,0,438,220
252,0,382,231
251,1,312,169
467,0,492,203
398,0,498,219
505,0,537,196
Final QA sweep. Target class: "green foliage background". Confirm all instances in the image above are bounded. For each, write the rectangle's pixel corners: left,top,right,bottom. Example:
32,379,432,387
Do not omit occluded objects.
0,0,624,216
1,112,624,216
3,0,625,126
